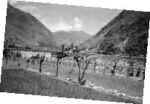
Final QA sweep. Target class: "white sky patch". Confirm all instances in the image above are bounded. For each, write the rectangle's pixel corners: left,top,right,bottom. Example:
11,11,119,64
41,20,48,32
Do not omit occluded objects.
45,18,73,32
73,17,83,31
52,22,73,31
45,17,84,32
15,5,38,13
8,0,27,5
8,0,18,5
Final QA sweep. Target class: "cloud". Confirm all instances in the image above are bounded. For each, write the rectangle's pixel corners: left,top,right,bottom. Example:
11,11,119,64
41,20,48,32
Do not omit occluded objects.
74,17,83,30
44,17,83,32
45,19,73,32
41,17,84,32
52,22,73,31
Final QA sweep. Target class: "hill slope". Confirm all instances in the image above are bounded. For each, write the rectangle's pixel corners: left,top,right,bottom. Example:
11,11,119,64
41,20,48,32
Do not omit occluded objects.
80,10,150,56
5,4,57,49
53,31,91,46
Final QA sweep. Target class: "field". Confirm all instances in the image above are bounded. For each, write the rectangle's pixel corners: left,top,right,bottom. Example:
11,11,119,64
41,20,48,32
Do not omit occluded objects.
0,57,144,104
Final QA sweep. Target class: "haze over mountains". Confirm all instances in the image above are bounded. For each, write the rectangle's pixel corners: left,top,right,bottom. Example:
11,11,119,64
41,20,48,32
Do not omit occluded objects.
53,31,91,46
80,10,150,57
5,4,57,49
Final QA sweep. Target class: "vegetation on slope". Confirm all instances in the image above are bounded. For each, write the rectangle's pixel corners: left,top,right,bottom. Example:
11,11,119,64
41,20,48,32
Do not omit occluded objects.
5,4,57,49
80,10,150,57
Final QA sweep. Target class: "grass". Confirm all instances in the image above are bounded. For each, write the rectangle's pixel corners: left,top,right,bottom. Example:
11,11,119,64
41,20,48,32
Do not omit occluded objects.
0,68,141,104
85,72,144,97
1,58,144,104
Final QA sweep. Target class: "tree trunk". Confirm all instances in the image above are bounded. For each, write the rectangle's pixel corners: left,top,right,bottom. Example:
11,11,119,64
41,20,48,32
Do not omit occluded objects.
76,60,81,82
94,60,96,72
39,63,42,73
68,62,75,79
5,57,8,65
56,59,59,77
80,60,90,81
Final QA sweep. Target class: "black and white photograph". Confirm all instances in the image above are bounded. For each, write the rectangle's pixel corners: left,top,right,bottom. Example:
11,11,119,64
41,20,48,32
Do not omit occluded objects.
0,0,150,104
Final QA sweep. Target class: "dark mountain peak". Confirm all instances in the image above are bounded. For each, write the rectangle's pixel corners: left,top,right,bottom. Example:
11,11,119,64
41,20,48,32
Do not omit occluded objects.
80,10,150,57
5,4,57,50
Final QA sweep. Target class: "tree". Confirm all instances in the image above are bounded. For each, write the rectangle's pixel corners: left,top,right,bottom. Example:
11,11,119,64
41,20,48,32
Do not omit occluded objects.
78,57,90,85
39,55,45,73
73,53,90,85
55,44,69,77
3,49,9,65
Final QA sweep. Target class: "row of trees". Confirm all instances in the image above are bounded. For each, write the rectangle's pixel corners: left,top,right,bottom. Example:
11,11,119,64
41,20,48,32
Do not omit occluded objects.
23,44,93,85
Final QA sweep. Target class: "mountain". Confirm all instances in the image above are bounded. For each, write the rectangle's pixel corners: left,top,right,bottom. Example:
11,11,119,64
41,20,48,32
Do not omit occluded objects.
53,31,91,46
80,10,150,57
5,4,57,50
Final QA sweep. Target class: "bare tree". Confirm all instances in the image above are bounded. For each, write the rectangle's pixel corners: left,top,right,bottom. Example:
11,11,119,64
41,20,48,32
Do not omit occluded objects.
3,48,10,65
93,58,97,72
39,55,45,73
72,51,90,85
111,61,117,76
78,57,90,85
55,44,69,77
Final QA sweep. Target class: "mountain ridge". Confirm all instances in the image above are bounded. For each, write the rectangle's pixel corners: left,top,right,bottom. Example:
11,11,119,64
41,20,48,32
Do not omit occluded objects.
80,10,150,57
5,4,57,50
53,30,91,46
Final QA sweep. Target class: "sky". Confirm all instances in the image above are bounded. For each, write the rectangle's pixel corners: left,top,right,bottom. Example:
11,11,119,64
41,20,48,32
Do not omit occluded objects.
8,0,122,35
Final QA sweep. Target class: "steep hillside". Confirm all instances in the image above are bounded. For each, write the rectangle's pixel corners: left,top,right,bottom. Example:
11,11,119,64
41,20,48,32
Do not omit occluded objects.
5,4,57,49
80,10,150,57
53,31,91,46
